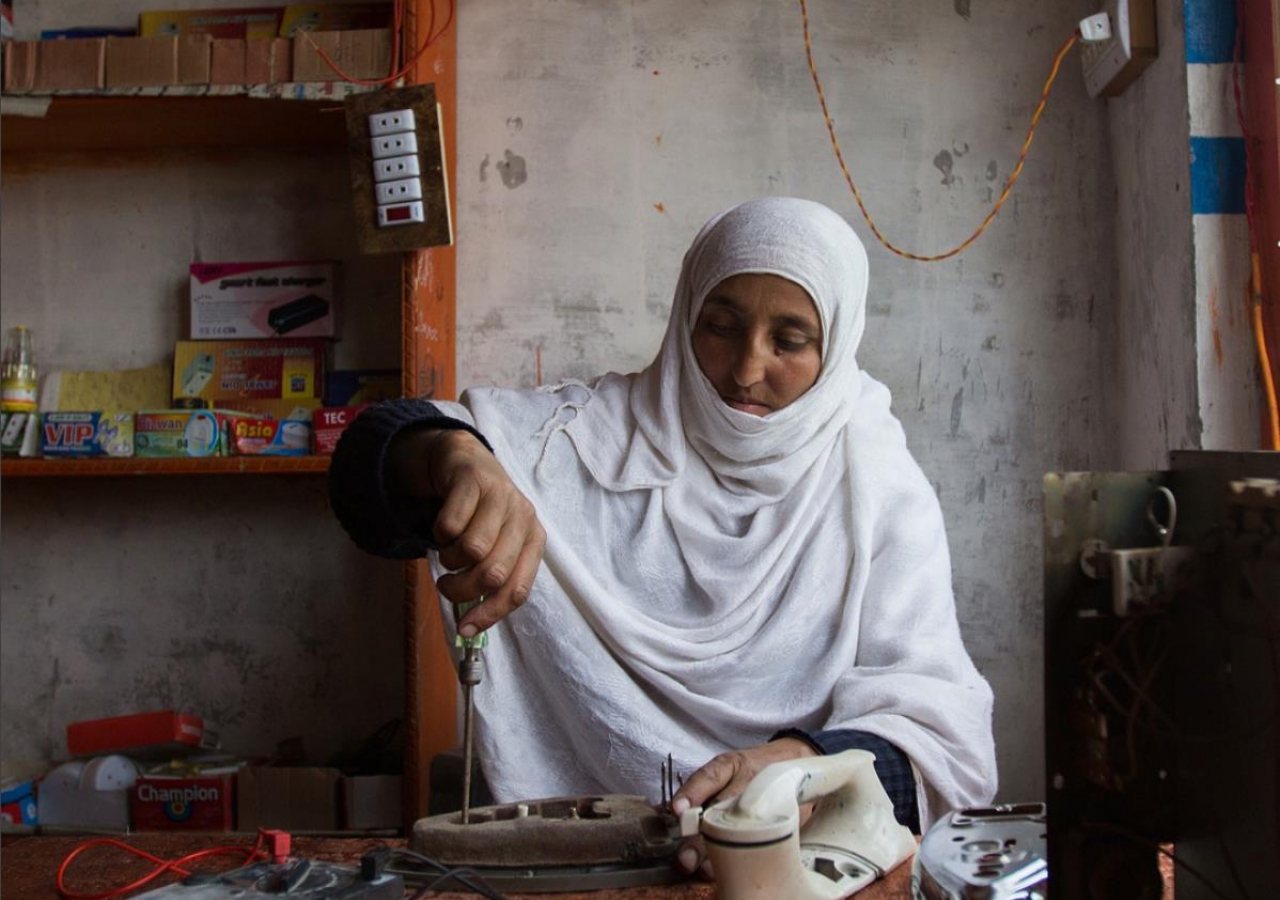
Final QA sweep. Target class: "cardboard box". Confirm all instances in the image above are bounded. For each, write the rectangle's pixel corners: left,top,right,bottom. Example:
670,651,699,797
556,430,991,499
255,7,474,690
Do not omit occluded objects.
34,38,106,90
190,262,339,340
139,7,284,40
172,339,326,404
1,778,37,826
292,28,390,82
216,398,323,421
1,412,40,457
238,767,342,832
178,34,213,84
245,37,292,82
209,38,246,84
40,412,133,458
312,406,363,455
226,414,311,456
342,775,401,831
105,36,177,88
3,40,37,91
279,3,394,38
67,710,215,758
323,370,398,407
132,774,236,831
135,409,248,458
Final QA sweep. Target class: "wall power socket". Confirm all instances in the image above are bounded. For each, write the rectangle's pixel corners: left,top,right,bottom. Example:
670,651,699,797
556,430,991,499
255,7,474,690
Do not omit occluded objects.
1080,0,1157,98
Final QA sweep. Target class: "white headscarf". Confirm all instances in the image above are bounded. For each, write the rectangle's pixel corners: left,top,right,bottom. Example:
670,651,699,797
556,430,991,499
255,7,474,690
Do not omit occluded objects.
432,198,996,827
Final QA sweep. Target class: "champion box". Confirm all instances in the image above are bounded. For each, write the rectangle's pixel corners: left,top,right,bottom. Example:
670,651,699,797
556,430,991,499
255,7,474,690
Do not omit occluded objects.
132,774,236,831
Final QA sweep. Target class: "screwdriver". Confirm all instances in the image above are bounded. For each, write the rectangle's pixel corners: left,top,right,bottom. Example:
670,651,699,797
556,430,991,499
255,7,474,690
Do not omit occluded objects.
455,598,487,825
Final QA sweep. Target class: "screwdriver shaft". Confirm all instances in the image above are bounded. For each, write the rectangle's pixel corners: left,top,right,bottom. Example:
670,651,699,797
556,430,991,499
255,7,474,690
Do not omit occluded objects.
461,681,475,824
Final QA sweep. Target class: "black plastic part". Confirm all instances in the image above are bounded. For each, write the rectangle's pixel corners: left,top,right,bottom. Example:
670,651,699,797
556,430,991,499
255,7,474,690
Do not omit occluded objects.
268,294,330,335
360,847,391,882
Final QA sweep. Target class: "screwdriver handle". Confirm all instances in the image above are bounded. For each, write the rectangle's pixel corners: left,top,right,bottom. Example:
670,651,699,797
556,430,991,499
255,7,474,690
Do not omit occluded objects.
454,598,489,650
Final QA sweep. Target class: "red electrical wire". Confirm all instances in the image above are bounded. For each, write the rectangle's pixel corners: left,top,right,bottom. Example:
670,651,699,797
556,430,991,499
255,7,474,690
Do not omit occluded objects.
56,832,269,900
299,0,456,87
800,0,1079,262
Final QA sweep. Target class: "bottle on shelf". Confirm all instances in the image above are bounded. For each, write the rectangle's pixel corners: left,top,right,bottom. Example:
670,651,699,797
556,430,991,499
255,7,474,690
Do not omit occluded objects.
1,326,38,413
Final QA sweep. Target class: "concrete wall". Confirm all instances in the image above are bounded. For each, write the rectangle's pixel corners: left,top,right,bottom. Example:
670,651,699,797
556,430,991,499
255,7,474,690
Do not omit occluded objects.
455,0,1115,803
1,147,406,760
1,0,1124,804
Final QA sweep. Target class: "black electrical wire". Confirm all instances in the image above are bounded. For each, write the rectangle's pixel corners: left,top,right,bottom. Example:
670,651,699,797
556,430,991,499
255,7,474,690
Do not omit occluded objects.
390,847,510,900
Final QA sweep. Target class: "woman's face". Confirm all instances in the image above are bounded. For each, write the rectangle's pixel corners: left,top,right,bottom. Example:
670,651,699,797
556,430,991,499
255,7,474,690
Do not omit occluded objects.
691,273,823,415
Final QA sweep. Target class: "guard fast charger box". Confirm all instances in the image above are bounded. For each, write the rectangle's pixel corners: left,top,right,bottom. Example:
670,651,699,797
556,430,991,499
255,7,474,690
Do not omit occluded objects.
40,412,134,458
131,774,236,831
173,339,326,404
190,262,339,339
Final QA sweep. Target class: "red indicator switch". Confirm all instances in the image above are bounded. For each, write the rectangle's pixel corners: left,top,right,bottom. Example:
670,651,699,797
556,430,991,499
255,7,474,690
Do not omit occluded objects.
377,201,425,228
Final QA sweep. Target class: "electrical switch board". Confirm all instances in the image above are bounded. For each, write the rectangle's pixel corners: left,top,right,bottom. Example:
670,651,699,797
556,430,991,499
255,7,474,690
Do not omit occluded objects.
345,85,452,253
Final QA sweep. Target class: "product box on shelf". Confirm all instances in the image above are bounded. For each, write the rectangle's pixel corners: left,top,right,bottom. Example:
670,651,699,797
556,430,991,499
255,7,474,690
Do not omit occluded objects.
245,37,291,82
189,262,339,339
278,3,395,37
215,397,323,422
172,339,326,404
135,409,248,458
3,40,36,91
67,709,217,758
139,7,284,40
1,411,40,457
323,369,398,407
226,413,311,456
105,35,170,87
292,28,390,82
311,406,364,455
40,412,133,458
342,774,401,831
34,37,107,90
1,778,37,826
238,766,342,832
131,774,236,831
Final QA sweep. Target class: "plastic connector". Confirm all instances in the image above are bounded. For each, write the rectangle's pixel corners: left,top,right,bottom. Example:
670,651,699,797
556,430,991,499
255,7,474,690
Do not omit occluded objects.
262,828,291,864
1078,12,1112,41
360,846,392,882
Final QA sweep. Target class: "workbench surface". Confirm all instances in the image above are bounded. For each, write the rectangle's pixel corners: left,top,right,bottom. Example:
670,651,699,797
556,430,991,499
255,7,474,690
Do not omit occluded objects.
0,834,913,899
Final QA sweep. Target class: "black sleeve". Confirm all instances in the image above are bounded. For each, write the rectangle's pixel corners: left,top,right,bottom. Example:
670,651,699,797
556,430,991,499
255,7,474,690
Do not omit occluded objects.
771,728,921,834
327,398,493,560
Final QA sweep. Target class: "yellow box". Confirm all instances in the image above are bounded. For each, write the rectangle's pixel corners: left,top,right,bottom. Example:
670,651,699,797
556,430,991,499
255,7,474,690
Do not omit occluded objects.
172,340,326,404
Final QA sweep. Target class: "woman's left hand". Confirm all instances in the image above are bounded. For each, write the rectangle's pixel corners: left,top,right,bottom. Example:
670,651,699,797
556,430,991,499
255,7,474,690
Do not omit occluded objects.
668,737,820,879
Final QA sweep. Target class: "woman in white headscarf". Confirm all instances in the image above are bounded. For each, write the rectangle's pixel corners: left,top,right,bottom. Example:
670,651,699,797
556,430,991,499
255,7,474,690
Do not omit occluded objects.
330,198,997,865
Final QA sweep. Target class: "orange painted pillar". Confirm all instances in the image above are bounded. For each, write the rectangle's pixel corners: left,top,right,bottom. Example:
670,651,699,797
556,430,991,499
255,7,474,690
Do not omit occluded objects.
402,0,459,823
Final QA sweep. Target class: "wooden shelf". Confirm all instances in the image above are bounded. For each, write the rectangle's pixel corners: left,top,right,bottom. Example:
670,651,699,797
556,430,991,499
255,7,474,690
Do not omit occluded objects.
0,85,373,153
1,456,330,478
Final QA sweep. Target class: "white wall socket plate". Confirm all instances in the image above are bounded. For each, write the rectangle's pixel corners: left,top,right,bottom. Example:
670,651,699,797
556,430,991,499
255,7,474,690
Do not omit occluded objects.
373,154,421,183
378,201,426,227
371,132,419,159
375,177,423,205
368,109,416,137
1080,0,1157,98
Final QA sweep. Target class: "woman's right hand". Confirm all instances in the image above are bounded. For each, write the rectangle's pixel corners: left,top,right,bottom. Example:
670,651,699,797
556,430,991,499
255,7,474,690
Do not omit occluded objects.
389,427,547,636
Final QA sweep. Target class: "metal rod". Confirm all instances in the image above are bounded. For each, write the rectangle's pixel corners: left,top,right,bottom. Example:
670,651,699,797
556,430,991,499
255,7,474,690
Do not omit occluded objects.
461,681,474,825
